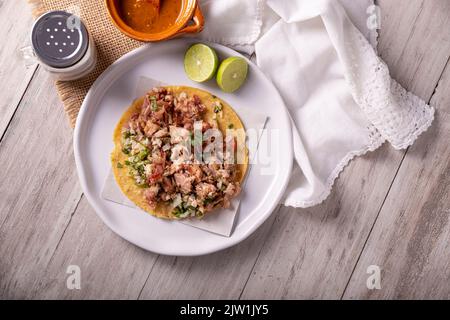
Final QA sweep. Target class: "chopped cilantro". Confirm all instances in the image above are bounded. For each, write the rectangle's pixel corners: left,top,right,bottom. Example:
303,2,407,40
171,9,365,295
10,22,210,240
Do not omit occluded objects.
196,211,205,219
172,206,186,218
122,131,131,139
150,96,158,111
138,149,149,160
136,182,149,188
136,163,145,175
172,202,198,218
214,102,223,113
204,197,215,205
117,162,123,169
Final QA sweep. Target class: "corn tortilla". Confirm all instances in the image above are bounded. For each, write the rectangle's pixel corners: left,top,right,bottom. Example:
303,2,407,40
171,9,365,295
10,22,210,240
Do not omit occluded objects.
111,86,248,220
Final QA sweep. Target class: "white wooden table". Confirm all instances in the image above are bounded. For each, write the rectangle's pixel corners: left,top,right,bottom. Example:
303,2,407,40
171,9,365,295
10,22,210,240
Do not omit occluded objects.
0,0,449,299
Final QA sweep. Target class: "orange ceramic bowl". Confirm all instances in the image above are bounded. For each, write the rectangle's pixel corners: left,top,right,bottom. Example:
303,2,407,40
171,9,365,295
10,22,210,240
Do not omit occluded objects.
105,0,204,42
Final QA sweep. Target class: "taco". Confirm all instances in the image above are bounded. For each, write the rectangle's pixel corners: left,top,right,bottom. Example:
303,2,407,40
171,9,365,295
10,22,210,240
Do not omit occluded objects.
111,86,248,220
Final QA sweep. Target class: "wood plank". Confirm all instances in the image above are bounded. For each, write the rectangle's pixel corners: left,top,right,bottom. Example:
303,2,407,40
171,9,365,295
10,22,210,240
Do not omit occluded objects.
377,0,450,97
138,212,278,300
30,197,159,299
0,67,82,299
240,148,403,299
0,0,38,138
343,60,450,300
28,206,277,299
240,0,450,299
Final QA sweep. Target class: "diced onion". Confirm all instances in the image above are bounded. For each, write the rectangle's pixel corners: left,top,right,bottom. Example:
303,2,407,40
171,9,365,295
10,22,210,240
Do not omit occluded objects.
172,194,182,208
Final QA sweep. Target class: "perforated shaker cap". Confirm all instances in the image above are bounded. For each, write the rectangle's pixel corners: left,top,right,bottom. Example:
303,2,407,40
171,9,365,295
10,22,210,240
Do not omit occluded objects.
31,11,89,69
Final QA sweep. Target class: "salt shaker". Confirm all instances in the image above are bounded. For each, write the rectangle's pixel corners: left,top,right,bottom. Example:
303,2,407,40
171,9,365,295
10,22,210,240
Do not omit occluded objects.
31,11,97,81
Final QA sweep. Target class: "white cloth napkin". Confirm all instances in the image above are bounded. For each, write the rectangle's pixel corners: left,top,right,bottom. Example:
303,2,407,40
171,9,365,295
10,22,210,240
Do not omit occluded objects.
198,0,265,54
199,0,378,54
198,0,434,208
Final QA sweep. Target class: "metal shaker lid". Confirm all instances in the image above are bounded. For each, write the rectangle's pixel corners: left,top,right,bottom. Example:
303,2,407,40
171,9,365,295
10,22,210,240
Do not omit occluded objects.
31,11,89,69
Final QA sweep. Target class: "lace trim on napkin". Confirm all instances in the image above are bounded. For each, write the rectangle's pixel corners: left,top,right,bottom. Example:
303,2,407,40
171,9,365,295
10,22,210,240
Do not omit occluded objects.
284,128,385,208
346,31,435,150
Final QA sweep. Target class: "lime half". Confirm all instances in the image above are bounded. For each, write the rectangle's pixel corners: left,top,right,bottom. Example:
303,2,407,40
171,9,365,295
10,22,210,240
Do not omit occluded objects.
184,44,219,82
216,57,248,93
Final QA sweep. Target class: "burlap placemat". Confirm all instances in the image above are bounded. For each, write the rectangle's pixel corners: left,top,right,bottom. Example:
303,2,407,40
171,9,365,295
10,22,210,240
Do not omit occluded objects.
29,0,143,127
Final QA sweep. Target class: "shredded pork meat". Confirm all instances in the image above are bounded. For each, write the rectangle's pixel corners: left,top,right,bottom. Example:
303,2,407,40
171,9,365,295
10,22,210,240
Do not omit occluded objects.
120,87,241,218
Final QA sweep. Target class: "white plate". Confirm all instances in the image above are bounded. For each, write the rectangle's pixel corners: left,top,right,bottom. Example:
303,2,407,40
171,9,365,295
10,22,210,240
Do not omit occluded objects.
74,39,293,256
